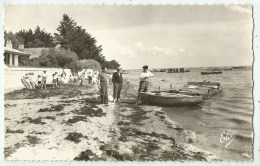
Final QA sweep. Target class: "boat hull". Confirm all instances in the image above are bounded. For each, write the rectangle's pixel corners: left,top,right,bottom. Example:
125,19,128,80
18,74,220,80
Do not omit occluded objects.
201,71,222,75
180,81,223,99
140,92,203,107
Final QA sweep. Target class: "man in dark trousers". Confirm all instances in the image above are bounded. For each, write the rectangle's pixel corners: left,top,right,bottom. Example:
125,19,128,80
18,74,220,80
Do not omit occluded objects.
98,67,108,104
112,67,123,102
136,65,154,104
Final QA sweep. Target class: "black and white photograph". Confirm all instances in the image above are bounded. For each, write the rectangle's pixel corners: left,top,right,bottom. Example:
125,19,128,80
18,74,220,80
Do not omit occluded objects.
2,4,255,161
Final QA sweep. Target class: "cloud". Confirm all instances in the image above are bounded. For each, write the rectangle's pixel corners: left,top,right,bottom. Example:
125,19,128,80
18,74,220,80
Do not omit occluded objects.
228,5,251,14
105,41,193,59
121,42,182,58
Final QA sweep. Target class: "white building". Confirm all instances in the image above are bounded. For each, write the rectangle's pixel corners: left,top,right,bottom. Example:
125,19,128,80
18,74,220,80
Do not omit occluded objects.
4,41,30,67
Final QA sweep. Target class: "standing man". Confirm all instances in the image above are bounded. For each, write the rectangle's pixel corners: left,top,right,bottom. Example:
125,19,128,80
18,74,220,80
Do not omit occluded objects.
136,65,154,104
98,67,109,104
41,70,47,89
112,67,123,102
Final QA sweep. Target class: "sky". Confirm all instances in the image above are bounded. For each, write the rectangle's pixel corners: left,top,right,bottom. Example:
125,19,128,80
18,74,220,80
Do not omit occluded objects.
4,5,253,69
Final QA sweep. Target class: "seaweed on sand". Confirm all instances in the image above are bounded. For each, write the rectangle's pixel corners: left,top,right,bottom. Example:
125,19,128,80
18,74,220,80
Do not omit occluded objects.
20,117,46,125
65,132,87,143
72,106,106,117
38,105,64,112
154,111,166,121
56,112,67,116
99,144,125,161
43,116,56,120
64,116,88,125
125,106,149,125
119,127,175,144
117,121,131,126
30,131,47,135
4,142,27,158
6,129,24,134
4,86,83,100
19,116,56,124
26,135,41,145
74,149,99,161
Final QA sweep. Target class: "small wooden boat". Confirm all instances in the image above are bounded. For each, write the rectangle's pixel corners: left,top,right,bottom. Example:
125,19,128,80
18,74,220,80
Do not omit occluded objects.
21,77,37,89
201,71,222,75
140,91,203,107
179,81,223,99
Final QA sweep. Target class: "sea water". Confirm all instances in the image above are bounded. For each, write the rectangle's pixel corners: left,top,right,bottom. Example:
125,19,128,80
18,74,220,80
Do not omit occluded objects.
125,68,253,161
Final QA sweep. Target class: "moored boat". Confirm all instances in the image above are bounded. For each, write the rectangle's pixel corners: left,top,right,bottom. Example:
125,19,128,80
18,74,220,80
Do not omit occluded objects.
179,81,223,99
140,91,203,107
167,68,190,73
201,71,222,75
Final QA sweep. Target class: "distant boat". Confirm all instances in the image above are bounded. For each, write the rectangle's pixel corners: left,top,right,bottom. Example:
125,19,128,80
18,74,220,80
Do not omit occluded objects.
232,66,245,70
167,68,190,73
121,70,130,74
106,69,129,74
152,69,166,72
139,91,203,107
201,71,222,75
222,68,233,71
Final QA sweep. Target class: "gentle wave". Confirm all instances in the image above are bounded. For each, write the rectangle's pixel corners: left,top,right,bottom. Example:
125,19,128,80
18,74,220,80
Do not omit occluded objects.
225,117,252,125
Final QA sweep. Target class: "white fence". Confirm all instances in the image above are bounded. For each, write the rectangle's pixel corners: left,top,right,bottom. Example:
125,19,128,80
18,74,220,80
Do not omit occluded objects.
4,67,72,93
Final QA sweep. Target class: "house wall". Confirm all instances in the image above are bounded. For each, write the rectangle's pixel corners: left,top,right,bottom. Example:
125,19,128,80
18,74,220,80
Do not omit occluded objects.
14,55,19,66
4,67,72,93
9,54,13,66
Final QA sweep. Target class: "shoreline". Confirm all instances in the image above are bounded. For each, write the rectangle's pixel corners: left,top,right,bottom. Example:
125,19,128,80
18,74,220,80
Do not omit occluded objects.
4,78,219,161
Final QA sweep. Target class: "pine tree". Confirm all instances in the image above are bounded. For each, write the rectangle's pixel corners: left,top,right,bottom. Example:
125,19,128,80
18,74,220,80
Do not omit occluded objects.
54,14,105,63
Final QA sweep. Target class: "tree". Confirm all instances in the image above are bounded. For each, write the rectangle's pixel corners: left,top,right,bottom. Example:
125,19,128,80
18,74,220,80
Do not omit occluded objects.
104,60,120,69
38,48,78,68
79,59,101,70
14,26,54,48
4,31,24,49
54,14,104,63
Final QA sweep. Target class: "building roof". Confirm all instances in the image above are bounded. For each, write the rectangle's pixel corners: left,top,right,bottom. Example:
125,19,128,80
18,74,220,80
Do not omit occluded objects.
23,48,50,59
4,47,31,56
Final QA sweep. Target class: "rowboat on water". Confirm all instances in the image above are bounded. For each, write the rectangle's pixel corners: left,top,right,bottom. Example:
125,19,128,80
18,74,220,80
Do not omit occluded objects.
139,91,203,107
201,71,222,75
179,81,223,100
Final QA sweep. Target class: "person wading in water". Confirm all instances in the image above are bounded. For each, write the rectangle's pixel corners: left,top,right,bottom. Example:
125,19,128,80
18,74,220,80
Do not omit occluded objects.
112,66,123,102
136,65,154,105
98,67,109,104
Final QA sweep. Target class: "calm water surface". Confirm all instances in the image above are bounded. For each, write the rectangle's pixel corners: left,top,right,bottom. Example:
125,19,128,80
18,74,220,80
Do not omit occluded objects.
125,69,253,161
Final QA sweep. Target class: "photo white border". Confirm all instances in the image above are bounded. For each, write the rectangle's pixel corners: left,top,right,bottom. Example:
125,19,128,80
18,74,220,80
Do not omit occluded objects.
0,0,259,166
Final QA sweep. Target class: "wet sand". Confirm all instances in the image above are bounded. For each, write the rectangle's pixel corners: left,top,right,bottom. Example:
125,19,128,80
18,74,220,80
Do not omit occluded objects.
4,79,219,161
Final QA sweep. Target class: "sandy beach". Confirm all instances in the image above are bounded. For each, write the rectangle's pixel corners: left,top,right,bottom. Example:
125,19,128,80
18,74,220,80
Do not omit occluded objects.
4,77,220,161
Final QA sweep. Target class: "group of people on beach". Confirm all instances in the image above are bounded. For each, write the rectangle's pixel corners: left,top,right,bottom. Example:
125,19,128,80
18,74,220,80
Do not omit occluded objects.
98,65,153,105
35,70,69,89
22,69,100,90
22,65,154,105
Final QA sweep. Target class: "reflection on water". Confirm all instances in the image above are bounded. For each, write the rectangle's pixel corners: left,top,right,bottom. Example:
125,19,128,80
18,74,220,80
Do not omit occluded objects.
126,68,253,161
